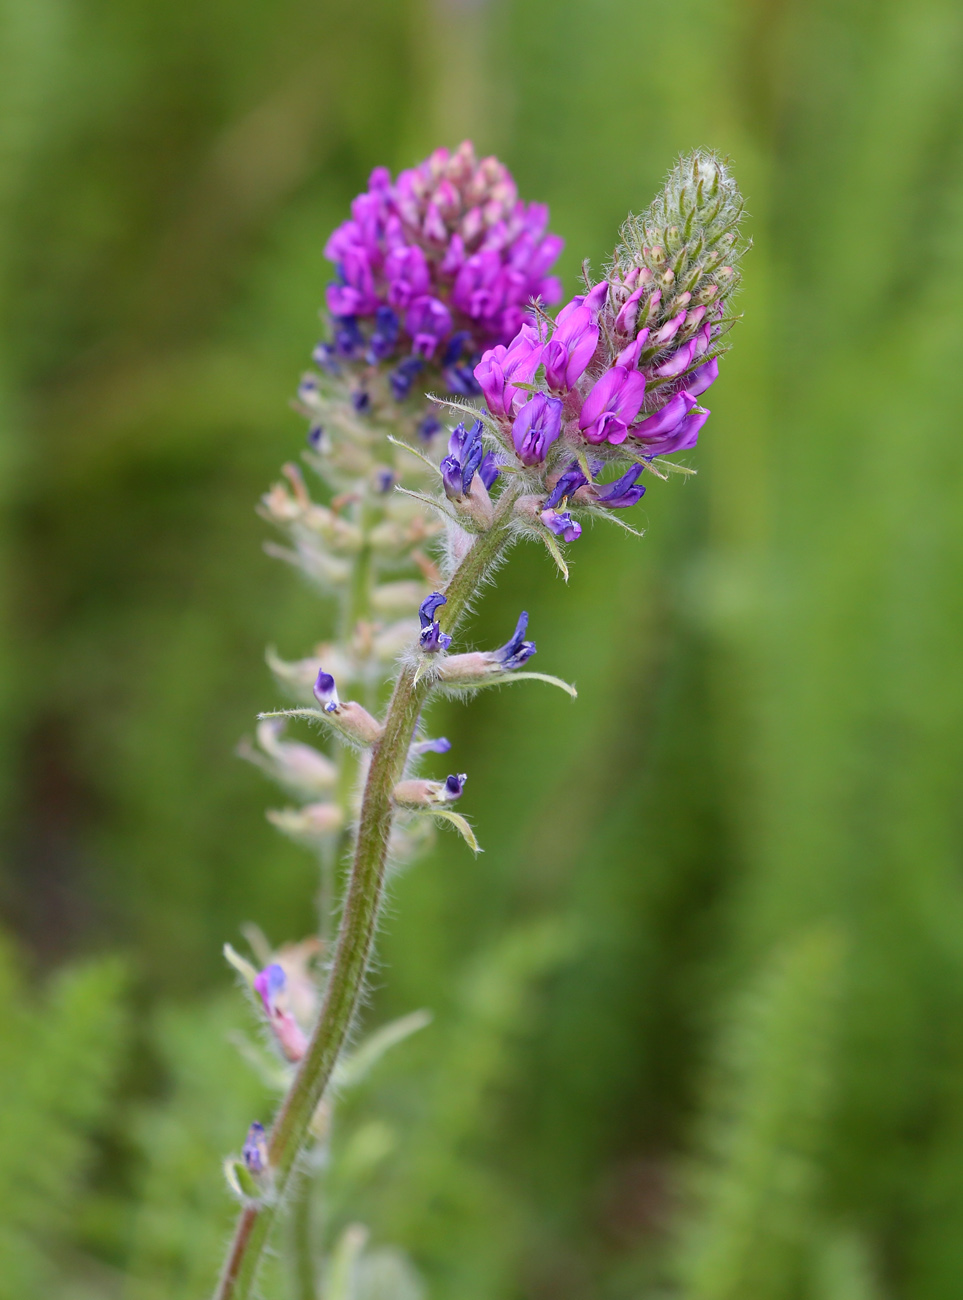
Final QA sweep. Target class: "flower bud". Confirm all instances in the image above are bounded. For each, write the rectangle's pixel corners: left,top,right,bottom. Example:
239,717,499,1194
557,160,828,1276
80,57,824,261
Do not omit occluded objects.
266,802,344,847
253,963,309,1063
311,670,382,745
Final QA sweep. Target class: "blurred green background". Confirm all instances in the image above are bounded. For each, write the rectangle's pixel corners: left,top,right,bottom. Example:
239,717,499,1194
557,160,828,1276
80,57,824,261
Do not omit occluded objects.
2,0,963,1296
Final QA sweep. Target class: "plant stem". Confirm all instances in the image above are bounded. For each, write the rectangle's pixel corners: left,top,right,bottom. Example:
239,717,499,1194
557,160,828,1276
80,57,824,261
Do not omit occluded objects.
213,492,518,1300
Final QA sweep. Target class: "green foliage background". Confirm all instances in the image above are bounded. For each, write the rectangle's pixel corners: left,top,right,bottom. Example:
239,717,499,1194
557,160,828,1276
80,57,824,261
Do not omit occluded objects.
2,0,963,1295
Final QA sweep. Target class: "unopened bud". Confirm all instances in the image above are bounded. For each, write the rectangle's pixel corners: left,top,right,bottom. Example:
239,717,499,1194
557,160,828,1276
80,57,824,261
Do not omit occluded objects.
266,802,344,847
254,963,308,1063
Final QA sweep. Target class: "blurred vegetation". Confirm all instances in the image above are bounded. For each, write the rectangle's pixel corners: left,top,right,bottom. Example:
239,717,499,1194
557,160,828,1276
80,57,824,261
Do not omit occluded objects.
1,0,963,1296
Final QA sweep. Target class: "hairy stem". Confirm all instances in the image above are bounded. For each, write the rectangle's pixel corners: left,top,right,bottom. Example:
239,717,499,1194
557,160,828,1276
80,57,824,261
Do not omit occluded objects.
214,492,518,1300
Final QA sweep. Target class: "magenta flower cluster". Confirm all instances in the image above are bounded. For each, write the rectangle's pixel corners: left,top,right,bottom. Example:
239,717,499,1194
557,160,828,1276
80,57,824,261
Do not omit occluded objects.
475,269,721,472
320,141,564,399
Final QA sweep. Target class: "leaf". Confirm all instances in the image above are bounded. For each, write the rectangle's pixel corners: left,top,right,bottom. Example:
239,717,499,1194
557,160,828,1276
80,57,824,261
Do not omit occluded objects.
492,670,578,697
334,1009,433,1089
427,393,504,442
594,510,646,538
257,707,326,723
393,486,463,527
428,808,481,853
540,529,570,581
385,434,441,476
223,943,257,988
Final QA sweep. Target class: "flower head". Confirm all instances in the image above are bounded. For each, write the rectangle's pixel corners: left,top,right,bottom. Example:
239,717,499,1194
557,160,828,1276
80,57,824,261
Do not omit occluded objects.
319,143,563,399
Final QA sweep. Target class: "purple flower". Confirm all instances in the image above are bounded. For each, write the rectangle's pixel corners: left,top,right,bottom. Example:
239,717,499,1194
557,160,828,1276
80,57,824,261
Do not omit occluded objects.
540,508,582,542
313,670,339,713
512,393,563,466
578,366,647,445
443,773,466,799
473,323,543,419
543,461,589,510
243,1122,268,1175
441,421,485,499
321,142,563,371
653,338,697,378
594,463,646,508
418,415,441,441
478,451,499,490
639,407,710,457
419,591,452,653
253,963,287,1016
542,280,608,390
493,611,536,669
412,736,452,755
685,356,719,397
389,357,423,401
406,296,453,359
631,391,698,440
366,305,399,362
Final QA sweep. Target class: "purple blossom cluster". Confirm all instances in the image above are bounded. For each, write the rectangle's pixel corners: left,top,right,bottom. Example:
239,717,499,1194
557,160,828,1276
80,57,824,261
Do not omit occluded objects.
318,141,563,401
475,269,723,470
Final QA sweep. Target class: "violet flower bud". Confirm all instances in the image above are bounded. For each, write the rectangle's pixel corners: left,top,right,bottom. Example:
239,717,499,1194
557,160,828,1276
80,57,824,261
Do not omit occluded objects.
313,670,340,713
419,591,452,653
685,356,719,397
254,963,286,1016
253,964,308,1064
512,393,563,466
540,508,582,542
443,774,466,799
243,1122,268,1176
442,421,486,500
578,366,647,445
479,451,499,490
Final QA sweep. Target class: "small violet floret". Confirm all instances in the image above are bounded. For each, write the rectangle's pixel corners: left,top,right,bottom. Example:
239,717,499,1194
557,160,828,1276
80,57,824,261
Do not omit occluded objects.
243,1121,268,1176
441,421,485,499
542,281,608,391
493,611,537,669
419,592,452,653
540,508,582,543
443,774,466,800
512,393,563,466
594,463,646,508
313,670,340,713
578,365,647,445
544,461,589,510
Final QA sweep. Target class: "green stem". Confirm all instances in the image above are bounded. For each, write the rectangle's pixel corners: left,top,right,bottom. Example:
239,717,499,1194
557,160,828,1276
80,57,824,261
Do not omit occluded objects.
213,493,518,1300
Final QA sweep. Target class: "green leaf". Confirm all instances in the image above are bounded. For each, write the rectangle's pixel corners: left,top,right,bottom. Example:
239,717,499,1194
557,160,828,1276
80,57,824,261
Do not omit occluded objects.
540,529,570,581
223,943,257,988
334,1009,433,1089
385,434,442,476
428,809,481,853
